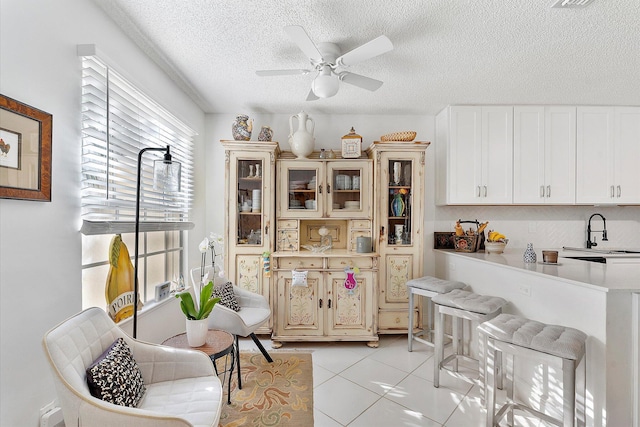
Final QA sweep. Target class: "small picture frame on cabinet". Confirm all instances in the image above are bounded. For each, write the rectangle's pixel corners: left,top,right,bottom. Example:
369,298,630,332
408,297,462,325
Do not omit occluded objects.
341,127,362,158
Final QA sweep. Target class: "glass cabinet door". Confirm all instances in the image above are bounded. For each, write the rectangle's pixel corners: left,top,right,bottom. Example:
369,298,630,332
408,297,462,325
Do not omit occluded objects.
386,158,413,245
278,161,321,218
326,161,371,218
236,157,265,246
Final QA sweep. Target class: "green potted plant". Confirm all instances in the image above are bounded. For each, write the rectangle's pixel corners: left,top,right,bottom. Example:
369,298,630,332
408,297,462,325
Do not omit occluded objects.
175,281,220,346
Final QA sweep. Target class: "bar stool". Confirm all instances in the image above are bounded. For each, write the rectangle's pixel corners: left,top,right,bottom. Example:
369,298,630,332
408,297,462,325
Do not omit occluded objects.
406,276,466,351
432,289,507,389
479,313,587,427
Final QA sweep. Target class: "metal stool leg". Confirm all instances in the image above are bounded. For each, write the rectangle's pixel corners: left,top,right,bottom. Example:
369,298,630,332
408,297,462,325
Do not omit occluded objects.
250,333,273,363
434,306,445,388
235,335,242,390
408,290,415,351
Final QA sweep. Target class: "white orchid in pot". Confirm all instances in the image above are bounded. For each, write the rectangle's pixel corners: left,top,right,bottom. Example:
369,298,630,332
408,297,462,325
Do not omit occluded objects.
199,232,224,284
175,282,220,347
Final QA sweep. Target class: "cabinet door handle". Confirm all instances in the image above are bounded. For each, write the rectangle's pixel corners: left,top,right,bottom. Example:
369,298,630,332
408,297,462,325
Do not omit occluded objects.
540,186,545,198
483,186,487,197
328,299,332,309
380,226,385,237
319,298,323,308
477,186,481,197
610,185,615,198
546,186,551,198
264,225,269,235
327,184,331,194
318,184,322,194
617,185,621,198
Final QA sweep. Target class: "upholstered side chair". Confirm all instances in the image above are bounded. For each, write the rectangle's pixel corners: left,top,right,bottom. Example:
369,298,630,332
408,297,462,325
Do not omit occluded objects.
190,266,273,389
43,307,223,427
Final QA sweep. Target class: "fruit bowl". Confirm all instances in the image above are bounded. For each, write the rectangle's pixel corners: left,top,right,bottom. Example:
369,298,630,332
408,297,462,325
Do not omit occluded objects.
484,240,508,254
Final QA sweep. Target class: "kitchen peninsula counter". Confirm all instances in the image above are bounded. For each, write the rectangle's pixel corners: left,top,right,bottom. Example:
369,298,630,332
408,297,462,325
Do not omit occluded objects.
434,249,640,427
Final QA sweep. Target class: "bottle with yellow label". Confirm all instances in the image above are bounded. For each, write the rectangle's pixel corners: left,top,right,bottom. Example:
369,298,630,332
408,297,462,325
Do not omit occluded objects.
105,234,141,322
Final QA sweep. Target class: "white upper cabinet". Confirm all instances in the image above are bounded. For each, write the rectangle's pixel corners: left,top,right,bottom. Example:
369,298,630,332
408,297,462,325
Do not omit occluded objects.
513,106,576,204
437,106,513,204
576,107,640,204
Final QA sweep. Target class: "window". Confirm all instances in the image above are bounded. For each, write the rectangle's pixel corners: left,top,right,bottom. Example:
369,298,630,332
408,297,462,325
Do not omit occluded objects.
80,55,195,311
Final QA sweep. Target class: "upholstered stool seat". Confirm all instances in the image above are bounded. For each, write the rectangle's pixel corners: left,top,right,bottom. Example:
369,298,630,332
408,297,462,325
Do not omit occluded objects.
479,314,587,427
406,276,466,351
432,289,507,389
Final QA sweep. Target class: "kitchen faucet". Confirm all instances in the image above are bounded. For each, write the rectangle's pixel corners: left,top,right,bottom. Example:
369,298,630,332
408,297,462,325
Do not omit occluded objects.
586,213,608,249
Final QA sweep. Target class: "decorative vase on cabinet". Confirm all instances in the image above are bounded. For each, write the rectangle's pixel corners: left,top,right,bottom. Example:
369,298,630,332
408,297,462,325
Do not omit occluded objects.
232,114,253,141
391,193,405,217
288,110,315,159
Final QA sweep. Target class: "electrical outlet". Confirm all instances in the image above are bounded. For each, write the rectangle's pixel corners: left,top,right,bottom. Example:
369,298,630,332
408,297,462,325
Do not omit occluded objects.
518,285,531,296
155,281,171,301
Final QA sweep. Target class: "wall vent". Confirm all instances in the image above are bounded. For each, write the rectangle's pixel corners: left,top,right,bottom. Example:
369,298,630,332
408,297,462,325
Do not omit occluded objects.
551,0,596,8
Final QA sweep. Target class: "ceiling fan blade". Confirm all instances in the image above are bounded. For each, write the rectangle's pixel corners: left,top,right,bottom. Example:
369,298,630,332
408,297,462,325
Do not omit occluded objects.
284,25,323,63
336,35,393,67
339,72,384,92
306,89,319,101
256,69,310,76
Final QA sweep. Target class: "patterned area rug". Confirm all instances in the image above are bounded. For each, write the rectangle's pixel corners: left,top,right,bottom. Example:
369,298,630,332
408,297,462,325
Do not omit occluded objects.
218,352,313,427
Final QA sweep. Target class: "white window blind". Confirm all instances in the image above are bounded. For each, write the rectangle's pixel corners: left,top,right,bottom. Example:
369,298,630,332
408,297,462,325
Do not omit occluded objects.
81,55,195,234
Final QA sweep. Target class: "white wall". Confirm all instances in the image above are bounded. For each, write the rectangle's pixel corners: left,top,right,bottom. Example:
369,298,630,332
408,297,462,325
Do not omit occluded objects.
0,1,205,425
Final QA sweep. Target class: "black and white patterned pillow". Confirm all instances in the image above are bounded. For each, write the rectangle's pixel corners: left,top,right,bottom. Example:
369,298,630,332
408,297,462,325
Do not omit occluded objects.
86,337,146,407
212,281,240,312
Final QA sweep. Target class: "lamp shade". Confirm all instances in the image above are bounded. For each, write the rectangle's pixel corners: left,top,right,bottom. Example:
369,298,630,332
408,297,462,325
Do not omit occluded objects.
153,159,181,192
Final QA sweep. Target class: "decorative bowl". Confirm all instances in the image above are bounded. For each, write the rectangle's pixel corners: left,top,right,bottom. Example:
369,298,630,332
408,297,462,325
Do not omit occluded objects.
484,240,508,254
380,131,417,142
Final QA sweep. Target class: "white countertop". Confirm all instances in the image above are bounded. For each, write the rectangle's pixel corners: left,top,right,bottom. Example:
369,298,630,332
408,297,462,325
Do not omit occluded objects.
436,248,640,293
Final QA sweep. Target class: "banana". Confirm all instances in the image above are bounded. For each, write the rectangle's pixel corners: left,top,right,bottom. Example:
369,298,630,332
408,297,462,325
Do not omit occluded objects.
487,230,507,242
455,221,465,236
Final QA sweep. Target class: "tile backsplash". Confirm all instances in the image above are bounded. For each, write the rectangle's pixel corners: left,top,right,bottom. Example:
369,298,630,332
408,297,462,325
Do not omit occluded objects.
431,205,640,250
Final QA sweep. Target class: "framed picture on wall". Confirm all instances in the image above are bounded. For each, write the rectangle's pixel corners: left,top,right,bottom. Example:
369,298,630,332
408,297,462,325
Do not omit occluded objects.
0,94,52,201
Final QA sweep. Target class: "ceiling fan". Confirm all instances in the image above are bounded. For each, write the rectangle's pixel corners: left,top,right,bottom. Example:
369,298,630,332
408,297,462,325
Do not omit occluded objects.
256,25,394,101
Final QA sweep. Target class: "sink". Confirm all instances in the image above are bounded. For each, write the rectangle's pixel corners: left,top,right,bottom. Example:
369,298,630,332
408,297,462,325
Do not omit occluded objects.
562,246,640,254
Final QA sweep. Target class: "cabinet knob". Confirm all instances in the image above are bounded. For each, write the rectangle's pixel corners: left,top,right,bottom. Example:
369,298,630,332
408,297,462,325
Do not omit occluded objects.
318,184,323,194
328,299,332,309
319,298,323,308
327,184,331,194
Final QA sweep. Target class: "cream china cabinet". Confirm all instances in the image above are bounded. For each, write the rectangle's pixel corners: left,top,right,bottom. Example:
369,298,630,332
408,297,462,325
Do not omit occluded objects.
221,140,280,333
366,141,430,333
277,157,373,219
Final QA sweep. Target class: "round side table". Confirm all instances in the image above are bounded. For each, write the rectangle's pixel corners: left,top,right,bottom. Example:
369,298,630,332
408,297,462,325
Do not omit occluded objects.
162,329,235,404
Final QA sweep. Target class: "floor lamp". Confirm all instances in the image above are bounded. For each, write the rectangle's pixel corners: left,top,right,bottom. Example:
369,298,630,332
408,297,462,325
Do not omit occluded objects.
133,145,181,338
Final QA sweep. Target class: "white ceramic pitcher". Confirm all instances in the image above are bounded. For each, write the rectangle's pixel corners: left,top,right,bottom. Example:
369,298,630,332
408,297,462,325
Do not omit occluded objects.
289,110,315,158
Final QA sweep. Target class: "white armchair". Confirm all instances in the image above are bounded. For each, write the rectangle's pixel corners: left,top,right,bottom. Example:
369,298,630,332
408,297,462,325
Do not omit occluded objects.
42,307,223,427
191,267,273,389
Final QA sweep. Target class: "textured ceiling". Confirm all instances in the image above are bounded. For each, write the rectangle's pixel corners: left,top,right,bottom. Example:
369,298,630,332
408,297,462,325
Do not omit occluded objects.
93,0,640,115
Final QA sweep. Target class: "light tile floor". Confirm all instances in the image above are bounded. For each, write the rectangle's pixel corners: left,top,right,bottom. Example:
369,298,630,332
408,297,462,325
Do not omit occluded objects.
238,335,547,427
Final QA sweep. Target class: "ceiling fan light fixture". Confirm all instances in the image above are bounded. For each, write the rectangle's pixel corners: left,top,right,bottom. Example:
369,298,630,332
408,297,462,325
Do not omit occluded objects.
311,66,339,98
